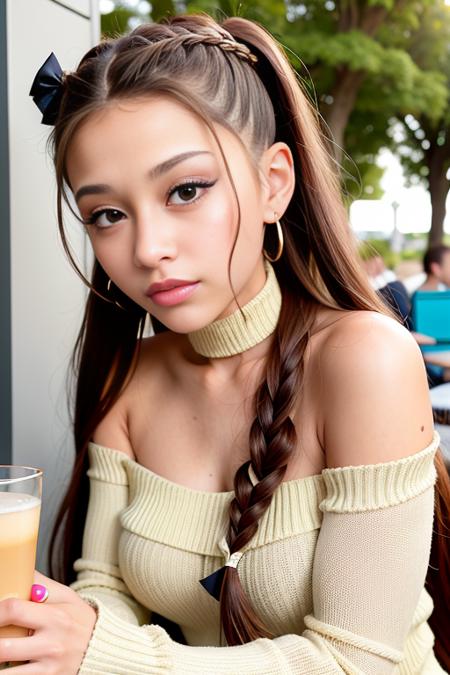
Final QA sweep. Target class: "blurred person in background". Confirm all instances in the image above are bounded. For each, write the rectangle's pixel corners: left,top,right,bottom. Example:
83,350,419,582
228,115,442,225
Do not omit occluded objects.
362,252,450,386
416,244,450,292
411,245,450,387
362,253,412,330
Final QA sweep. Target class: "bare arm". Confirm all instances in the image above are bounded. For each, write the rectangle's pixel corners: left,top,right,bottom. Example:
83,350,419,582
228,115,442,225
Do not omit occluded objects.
319,311,434,468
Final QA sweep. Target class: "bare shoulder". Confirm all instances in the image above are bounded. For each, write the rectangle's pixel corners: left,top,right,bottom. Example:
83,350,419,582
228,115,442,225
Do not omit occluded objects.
91,331,180,460
320,310,422,369
320,309,417,353
315,310,434,468
91,393,135,460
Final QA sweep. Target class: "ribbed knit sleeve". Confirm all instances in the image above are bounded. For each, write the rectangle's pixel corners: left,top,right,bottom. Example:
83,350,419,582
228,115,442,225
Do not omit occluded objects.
75,433,444,675
69,444,153,627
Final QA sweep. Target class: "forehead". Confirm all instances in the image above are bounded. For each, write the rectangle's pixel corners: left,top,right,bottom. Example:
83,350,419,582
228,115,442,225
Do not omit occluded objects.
66,96,222,182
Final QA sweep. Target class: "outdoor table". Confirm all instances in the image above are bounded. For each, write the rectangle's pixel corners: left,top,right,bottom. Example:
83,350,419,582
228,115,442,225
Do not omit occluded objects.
435,424,450,469
423,351,450,369
429,382,450,426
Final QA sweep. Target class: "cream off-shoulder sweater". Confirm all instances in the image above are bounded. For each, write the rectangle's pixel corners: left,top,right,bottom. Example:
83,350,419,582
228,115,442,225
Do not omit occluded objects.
69,430,446,674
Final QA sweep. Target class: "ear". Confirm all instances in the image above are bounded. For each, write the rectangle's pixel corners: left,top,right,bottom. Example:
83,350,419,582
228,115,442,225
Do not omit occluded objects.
429,261,440,278
259,142,295,223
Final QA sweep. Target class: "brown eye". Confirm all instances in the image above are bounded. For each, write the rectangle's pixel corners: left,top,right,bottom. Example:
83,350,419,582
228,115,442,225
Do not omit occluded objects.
85,208,125,228
178,186,197,201
167,179,217,206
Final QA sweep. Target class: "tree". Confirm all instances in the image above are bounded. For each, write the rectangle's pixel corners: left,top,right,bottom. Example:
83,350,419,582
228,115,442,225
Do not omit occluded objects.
390,2,450,244
101,2,140,35
282,1,447,166
100,0,448,237
101,0,175,34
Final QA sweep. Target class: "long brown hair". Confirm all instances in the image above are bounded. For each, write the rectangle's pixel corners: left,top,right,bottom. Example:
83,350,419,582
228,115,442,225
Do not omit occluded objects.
47,13,450,668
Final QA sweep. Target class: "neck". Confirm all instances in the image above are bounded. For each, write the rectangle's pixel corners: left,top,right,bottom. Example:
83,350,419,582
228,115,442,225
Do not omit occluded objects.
187,260,282,359
423,276,440,289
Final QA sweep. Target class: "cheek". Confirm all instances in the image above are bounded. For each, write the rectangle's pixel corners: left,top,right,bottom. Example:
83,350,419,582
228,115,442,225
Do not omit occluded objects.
191,192,237,262
207,174,263,249
89,233,131,283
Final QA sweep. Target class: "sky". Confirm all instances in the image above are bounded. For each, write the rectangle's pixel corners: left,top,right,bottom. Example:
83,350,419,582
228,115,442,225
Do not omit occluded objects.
350,150,450,235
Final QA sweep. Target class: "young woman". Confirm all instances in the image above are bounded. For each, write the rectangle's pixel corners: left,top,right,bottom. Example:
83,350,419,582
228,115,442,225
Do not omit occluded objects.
3,12,448,674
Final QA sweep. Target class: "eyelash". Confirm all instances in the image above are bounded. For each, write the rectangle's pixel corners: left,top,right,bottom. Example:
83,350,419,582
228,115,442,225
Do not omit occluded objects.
83,179,217,228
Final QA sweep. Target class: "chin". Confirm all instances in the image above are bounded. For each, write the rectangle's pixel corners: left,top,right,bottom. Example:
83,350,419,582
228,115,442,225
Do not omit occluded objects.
150,308,217,335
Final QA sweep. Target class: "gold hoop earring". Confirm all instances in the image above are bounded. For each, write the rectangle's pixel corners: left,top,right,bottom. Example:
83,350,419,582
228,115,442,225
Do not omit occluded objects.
263,219,284,262
106,278,126,311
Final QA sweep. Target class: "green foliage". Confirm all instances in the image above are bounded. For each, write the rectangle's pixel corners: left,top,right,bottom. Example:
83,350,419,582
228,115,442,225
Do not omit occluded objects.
358,238,400,269
285,30,383,72
100,0,450,227
152,0,176,22
391,3,450,200
359,237,427,268
185,0,287,35
101,0,179,34
355,61,446,122
400,248,423,261
367,0,396,9
342,156,385,201
281,1,448,201
101,4,137,36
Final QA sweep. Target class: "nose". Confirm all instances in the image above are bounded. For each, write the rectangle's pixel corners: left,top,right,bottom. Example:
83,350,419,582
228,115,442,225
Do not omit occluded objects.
133,215,177,268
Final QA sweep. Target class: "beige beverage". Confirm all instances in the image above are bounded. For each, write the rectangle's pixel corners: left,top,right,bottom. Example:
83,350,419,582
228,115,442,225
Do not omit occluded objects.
0,492,41,638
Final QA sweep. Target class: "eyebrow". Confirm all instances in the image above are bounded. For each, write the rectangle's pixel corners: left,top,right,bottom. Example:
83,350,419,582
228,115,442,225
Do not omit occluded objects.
74,150,214,203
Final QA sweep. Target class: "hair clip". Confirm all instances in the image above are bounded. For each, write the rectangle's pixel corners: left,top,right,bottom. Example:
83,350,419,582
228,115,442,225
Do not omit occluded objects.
29,52,65,126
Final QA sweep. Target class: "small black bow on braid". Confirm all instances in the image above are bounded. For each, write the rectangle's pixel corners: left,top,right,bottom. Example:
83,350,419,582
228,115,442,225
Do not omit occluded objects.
29,52,66,126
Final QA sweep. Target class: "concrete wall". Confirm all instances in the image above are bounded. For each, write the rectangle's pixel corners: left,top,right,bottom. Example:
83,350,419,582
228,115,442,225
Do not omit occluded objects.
4,0,99,574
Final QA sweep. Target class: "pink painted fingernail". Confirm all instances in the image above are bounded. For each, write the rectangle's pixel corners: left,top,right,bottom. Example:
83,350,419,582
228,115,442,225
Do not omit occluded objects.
30,584,49,603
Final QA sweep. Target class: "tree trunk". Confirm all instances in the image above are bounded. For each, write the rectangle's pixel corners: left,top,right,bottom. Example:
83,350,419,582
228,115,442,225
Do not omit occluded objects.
426,135,450,247
428,167,449,247
323,0,407,164
338,1,360,31
321,68,365,164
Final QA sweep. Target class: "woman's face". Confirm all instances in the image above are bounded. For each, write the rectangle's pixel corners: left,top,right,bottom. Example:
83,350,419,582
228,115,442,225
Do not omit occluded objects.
66,96,287,333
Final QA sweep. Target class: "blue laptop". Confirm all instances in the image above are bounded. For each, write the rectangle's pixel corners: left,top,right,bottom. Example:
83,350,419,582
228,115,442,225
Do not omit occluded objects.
411,290,450,352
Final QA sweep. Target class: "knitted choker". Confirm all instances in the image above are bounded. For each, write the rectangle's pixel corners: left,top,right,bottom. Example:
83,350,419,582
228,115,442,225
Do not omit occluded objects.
187,260,282,358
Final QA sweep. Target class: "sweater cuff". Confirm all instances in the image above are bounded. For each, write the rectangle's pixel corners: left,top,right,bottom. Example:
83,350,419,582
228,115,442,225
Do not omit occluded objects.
78,594,172,674
320,431,439,513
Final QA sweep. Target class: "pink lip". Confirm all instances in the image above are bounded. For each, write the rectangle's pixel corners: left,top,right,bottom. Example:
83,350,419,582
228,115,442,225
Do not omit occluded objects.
146,280,200,307
146,278,195,295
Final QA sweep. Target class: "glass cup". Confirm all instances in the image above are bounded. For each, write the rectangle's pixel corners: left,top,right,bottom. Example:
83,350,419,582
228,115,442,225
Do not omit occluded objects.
0,465,43,669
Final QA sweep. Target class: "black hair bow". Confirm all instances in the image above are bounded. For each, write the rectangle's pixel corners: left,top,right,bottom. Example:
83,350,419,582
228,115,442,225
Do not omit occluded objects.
29,52,65,126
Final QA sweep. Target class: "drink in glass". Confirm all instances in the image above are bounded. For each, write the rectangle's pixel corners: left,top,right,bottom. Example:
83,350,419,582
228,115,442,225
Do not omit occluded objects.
0,465,43,668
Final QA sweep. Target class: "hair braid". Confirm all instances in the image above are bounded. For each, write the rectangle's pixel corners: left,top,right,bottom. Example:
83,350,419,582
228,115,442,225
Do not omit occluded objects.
115,20,258,66
220,291,308,644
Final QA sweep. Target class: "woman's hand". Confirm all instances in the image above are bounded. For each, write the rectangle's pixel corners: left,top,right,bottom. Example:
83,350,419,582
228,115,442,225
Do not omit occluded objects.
0,570,97,674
